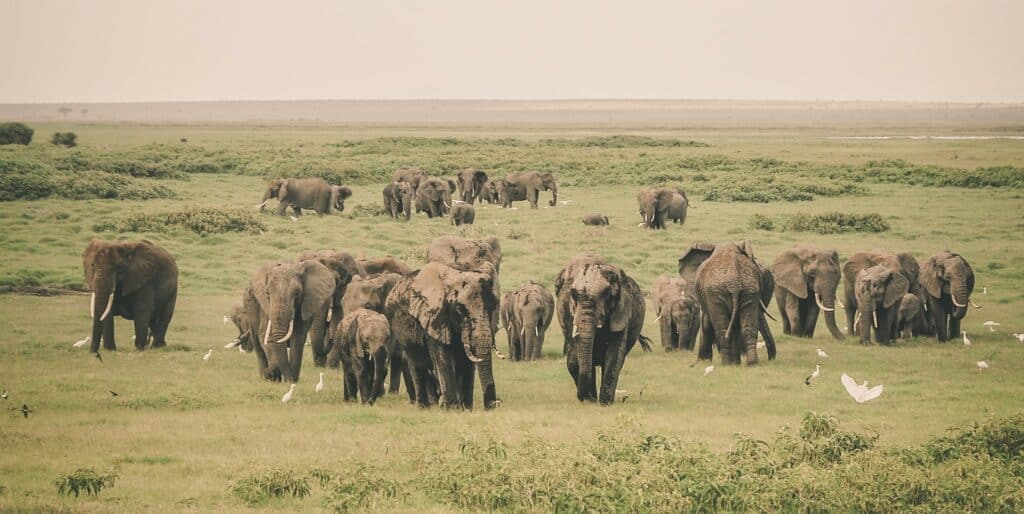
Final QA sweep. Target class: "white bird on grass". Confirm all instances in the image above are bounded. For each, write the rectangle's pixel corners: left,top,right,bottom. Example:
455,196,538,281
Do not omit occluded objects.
1013,333,1024,343
704,365,714,376
615,389,629,403
816,348,829,358
841,373,884,403
281,384,296,403
222,316,230,325
962,330,971,346
983,321,1000,332
805,364,821,386
982,287,988,295
203,349,213,363
756,340,766,350
976,360,990,370
72,336,89,348
289,215,298,222
315,372,325,393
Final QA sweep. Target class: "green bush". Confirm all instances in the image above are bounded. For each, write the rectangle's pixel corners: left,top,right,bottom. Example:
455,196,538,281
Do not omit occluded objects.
0,170,175,202
750,212,891,234
320,465,399,513
50,132,77,148
748,214,775,231
0,122,33,145
228,468,310,506
53,468,117,497
94,207,266,235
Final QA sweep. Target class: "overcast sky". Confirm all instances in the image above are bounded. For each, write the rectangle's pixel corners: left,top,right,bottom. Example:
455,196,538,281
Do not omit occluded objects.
1,0,1021,103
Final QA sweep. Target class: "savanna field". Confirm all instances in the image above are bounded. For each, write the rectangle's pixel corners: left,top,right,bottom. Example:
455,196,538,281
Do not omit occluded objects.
1,122,1024,512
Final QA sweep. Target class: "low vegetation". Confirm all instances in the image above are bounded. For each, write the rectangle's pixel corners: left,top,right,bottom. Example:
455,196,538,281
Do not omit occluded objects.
227,468,310,506
0,122,34,145
750,212,891,234
50,132,78,148
53,468,117,497
93,207,266,235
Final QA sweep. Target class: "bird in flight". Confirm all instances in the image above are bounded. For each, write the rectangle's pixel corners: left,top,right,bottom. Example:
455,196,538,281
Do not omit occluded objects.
21,404,32,418
983,321,1000,332
805,365,821,386
840,373,883,403
109,391,119,397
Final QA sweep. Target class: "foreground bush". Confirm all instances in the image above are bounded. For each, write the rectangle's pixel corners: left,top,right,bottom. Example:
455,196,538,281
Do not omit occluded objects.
227,468,310,506
750,212,891,234
53,468,117,497
0,122,33,145
50,131,77,148
94,207,266,235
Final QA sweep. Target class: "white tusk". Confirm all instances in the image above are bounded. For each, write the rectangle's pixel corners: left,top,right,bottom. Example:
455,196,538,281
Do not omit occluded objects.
872,311,878,328
951,296,967,308
923,301,928,312
255,200,270,209
264,323,272,345
637,223,646,227
276,320,294,343
224,339,241,349
815,294,835,312
655,314,662,322
535,325,539,337
520,325,525,336
90,292,96,318
464,344,483,362
99,293,114,321
326,308,332,322
854,312,861,327
572,324,579,338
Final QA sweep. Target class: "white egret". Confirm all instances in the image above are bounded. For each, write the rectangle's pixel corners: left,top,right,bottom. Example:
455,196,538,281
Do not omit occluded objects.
289,215,298,222
840,373,883,403
976,360,989,370
962,330,971,346
222,316,230,325
203,349,213,363
704,365,714,376
805,364,821,386
315,373,325,393
983,321,1000,332
816,348,829,358
1013,333,1024,343
72,336,90,348
982,287,988,295
756,340,766,350
281,384,296,403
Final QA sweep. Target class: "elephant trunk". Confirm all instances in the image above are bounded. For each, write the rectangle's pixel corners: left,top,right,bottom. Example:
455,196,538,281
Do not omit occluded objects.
951,281,970,318
267,308,296,380
816,288,845,340
548,182,558,206
857,304,873,344
575,295,596,401
89,272,116,352
465,316,497,408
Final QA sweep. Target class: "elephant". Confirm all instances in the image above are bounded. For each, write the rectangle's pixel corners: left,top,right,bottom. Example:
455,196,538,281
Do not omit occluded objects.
224,293,260,352
393,167,429,190
456,168,489,204
478,179,500,204
357,257,412,277
248,259,336,381
427,235,502,274
257,178,352,216
383,181,414,221
340,272,411,397
637,188,688,229
498,171,558,209
582,213,609,226
500,281,555,361
842,251,917,344
82,239,178,355
771,245,845,340
385,261,501,409
326,309,391,405
450,203,475,225
920,250,975,341
851,264,910,344
415,177,457,218
555,253,651,404
649,276,700,352
896,293,925,339
678,241,777,365
296,250,360,366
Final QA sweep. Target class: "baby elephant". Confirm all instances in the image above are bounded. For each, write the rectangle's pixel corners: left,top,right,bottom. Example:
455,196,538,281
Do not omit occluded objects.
451,202,475,225
327,309,392,404
896,293,925,339
649,275,700,351
582,213,609,226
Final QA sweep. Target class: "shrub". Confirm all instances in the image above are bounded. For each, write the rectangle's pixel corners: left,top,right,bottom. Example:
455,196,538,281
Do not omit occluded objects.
228,468,310,506
53,468,117,497
320,465,399,513
0,170,175,202
346,203,387,218
0,122,33,145
748,214,775,231
786,212,891,234
94,207,266,235
50,132,77,148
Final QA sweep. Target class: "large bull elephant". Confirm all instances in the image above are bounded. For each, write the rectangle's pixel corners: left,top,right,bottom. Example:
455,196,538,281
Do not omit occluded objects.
456,168,489,204
842,251,917,344
772,246,845,340
296,250,359,366
393,167,429,190
82,239,178,356
637,188,688,229
499,171,558,209
678,241,777,365
555,253,651,404
415,178,456,218
920,250,975,342
257,178,352,216
649,275,700,352
249,260,336,382
383,181,414,221
385,262,501,409
500,281,555,361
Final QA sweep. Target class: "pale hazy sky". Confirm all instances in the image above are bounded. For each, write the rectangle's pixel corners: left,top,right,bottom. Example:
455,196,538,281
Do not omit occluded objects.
1,0,1021,103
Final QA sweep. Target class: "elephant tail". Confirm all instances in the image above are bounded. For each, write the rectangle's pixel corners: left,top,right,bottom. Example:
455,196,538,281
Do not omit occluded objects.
723,291,740,341
637,334,653,352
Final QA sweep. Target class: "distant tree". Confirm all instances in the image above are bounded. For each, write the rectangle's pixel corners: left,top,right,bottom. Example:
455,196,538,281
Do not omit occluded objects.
0,122,34,145
180,137,188,143
80,108,89,118
58,106,72,119
51,131,77,148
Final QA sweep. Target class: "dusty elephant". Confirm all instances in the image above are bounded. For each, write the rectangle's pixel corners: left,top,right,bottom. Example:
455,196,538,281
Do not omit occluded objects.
257,177,352,216
357,256,412,277
415,177,457,218
340,272,412,397
456,168,489,204
842,251,917,344
82,239,178,355
224,291,260,352
385,261,501,409
450,203,475,225
327,308,391,404
637,188,688,229
383,181,414,221
427,235,502,274
555,253,651,404
392,167,429,190
678,241,777,365
919,250,975,342
771,245,845,340
296,250,360,366
498,171,558,209
895,293,925,339
649,276,700,352
478,179,500,204
500,281,555,361
582,213,609,226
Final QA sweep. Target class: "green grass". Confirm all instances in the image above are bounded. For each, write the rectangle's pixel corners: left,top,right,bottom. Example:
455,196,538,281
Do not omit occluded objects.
0,125,1023,511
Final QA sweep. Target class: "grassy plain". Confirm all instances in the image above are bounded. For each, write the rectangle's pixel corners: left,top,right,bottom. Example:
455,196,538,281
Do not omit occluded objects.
0,121,1022,511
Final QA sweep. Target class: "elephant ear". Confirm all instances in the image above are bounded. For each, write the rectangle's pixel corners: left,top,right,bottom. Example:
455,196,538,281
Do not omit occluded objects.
446,179,457,193
737,240,755,260
678,242,715,281
759,267,776,305
656,189,675,212
277,179,289,201
884,271,909,308
123,241,160,295
299,260,335,321
919,256,942,298
609,268,634,332
896,252,920,282
409,263,449,343
772,250,808,299
82,239,102,288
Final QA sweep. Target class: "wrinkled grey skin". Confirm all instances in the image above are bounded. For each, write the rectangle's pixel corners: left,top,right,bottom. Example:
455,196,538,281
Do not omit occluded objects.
427,235,502,274
478,179,500,204
226,294,259,352
637,188,688,229
249,260,336,382
385,261,501,409
357,257,412,277
920,250,975,342
456,168,489,204
82,239,178,355
258,178,352,216
678,241,777,365
296,250,360,366
327,309,391,404
415,178,457,218
340,272,411,397
450,203,476,225
772,246,845,340
582,213,609,226
501,281,555,361
383,181,414,221
498,171,558,208
392,167,428,190
843,251,917,344
556,253,651,404
649,276,700,352
896,293,925,339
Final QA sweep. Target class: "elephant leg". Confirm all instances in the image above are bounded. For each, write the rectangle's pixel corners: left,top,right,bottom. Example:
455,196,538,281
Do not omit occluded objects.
287,322,308,382
427,340,459,409
343,368,358,401
370,353,388,403
533,332,545,360
308,312,328,367
528,188,539,208
132,317,151,352
659,316,674,351
406,362,429,407
149,291,175,348
742,308,760,365
456,352,475,410
131,290,155,350
697,314,714,361
845,298,858,336
254,319,271,379
358,360,374,404
598,335,628,405
401,359,416,403
388,351,403,394
783,296,801,336
802,300,820,338
776,291,791,335
930,299,948,341
949,314,962,342
273,201,287,216
102,316,116,351
760,312,777,360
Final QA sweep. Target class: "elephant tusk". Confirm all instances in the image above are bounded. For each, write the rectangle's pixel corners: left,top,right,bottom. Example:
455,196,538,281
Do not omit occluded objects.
970,299,982,309
872,311,878,329
255,200,270,209
535,325,540,337
923,301,928,312
636,223,646,227
572,324,579,338
90,292,96,318
326,308,332,322
99,293,114,321
464,344,484,363
264,323,272,345
815,294,835,312
759,299,777,321
224,339,241,349
520,325,525,336
951,296,967,308
276,320,294,343
655,314,662,322
854,312,861,327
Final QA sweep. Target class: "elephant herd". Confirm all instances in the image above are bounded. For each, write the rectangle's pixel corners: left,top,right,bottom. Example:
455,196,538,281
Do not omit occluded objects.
80,234,976,410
